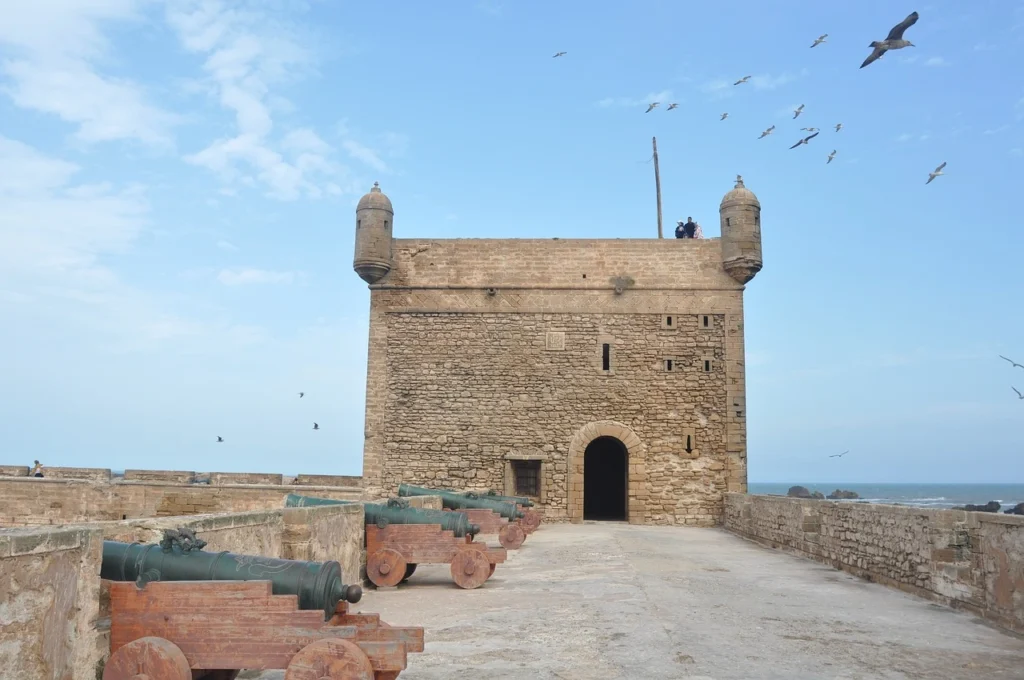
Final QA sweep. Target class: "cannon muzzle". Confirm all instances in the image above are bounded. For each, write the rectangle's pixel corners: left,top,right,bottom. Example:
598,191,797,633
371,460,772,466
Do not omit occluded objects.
397,484,525,521
285,494,480,538
101,531,362,619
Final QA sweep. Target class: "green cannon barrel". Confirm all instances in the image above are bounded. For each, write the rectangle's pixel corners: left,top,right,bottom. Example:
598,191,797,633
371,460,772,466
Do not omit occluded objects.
479,490,535,507
285,494,481,538
397,484,525,521
101,539,362,619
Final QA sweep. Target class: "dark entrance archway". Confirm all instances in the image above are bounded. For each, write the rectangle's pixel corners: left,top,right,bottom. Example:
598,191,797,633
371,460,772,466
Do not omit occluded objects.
583,436,628,521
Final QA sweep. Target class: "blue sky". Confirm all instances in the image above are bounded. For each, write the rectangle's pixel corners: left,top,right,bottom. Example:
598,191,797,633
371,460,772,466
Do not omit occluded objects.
1,1,1021,483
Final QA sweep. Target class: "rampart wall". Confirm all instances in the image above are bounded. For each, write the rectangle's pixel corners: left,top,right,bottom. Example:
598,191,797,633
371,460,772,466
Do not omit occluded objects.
724,493,1024,634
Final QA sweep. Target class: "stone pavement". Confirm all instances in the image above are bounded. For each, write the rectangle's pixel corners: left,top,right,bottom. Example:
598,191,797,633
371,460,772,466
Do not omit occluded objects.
245,523,1024,680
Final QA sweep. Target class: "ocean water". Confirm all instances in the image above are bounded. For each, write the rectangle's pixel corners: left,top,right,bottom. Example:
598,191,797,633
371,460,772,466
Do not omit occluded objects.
748,483,1024,510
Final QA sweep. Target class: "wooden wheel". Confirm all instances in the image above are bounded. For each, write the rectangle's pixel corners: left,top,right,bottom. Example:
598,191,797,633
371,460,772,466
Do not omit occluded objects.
498,522,526,550
522,509,541,533
400,563,417,583
194,672,241,680
367,548,407,588
450,547,490,589
488,562,496,578
374,673,401,680
102,636,191,680
285,639,374,679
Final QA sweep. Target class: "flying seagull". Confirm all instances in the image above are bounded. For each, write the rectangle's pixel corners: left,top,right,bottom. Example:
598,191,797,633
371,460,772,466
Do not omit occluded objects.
926,161,946,184
552,51,566,58
829,450,849,458
793,104,805,119
666,103,679,111
216,436,223,443
789,131,820,149
734,75,751,85
313,422,320,430
861,11,919,69
835,123,843,132
1013,387,1024,400
1000,355,1024,369
298,392,304,398
720,112,729,121
827,150,837,164
758,125,775,139
801,127,820,132
811,34,828,48
645,102,659,113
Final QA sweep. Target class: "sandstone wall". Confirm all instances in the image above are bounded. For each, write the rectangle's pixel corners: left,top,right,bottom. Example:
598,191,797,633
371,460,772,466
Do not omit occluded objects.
724,494,1024,634
0,526,106,680
0,477,362,527
375,310,730,525
122,469,195,483
42,466,111,481
0,465,28,477
210,471,284,485
283,504,364,584
295,474,364,487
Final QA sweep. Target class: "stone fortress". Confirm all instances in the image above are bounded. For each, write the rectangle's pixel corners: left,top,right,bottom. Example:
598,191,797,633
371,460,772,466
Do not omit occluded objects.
353,177,762,526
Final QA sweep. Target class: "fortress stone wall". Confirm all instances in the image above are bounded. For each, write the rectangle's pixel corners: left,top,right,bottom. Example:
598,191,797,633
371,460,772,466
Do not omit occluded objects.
354,179,763,526
725,494,1024,634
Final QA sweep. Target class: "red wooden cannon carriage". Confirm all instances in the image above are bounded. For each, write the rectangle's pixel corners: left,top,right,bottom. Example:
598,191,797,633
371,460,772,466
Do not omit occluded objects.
444,507,528,550
102,580,424,680
365,523,506,589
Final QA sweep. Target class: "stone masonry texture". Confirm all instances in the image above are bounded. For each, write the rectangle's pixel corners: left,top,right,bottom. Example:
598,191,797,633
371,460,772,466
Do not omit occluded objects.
361,237,753,525
724,493,1024,634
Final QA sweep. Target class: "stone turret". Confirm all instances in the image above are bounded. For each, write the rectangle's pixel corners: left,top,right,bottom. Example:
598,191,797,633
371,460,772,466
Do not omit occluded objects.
353,182,394,284
719,175,762,284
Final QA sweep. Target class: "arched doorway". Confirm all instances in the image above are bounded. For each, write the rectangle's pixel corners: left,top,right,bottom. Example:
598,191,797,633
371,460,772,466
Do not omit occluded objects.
583,436,628,521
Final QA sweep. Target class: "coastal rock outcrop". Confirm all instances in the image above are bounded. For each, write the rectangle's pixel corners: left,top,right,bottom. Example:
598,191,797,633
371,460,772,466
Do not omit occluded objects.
1003,502,1024,516
827,489,860,500
787,486,811,498
953,501,1001,513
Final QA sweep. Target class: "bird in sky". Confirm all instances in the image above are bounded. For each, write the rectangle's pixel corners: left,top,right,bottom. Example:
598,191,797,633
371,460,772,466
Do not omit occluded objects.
666,103,679,111
827,150,837,164
835,123,843,132
801,127,820,133
313,422,320,430
734,75,751,85
829,450,849,458
926,161,946,184
298,392,304,398
720,112,729,120
789,131,820,149
216,436,224,443
552,51,566,58
810,34,828,48
1000,355,1024,369
861,11,919,69
793,104,805,119
1013,387,1024,400
645,102,659,113
758,125,775,139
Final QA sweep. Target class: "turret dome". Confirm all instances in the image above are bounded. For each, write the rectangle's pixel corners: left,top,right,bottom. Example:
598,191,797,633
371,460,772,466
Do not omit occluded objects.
720,175,760,209
357,182,393,213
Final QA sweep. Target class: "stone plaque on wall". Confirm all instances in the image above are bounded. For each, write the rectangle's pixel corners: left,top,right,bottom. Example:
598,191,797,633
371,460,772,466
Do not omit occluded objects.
545,331,566,351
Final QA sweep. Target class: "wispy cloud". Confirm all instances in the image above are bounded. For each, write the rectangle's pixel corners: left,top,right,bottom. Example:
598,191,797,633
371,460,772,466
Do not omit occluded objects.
216,268,300,286
923,56,949,67
216,239,239,252
165,1,357,201
476,0,503,16
974,42,997,51
596,89,672,109
0,4,181,148
895,132,930,143
1011,148,1023,157
983,125,1011,135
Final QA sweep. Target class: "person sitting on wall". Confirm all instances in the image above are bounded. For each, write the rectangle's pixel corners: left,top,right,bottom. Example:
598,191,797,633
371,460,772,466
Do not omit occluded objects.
693,222,704,239
30,460,44,478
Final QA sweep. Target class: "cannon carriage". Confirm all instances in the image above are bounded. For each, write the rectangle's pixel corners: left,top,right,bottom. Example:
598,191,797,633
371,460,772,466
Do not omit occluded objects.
479,489,543,535
397,484,531,549
286,494,507,589
100,530,424,680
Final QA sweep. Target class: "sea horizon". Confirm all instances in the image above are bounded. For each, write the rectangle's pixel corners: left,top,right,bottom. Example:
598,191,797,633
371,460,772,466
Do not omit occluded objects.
748,482,1024,510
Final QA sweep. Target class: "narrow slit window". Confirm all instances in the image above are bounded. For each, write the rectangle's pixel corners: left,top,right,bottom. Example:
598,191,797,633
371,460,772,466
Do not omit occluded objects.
666,315,673,327
384,220,389,230
754,215,760,226
704,359,711,372
726,217,732,227
702,315,710,328
665,359,674,371
602,343,610,371
357,219,361,230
